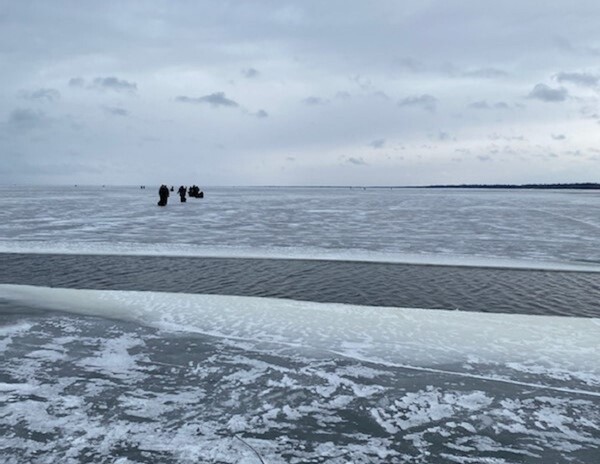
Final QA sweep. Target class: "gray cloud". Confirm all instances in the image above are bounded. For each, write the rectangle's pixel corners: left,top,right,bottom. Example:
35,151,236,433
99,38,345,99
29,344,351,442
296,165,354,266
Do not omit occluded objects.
351,75,374,91
393,59,509,81
551,133,566,140
7,108,48,130
580,105,600,121
3,1,600,185
394,57,426,73
394,60,508,80
19,88,60,102
398,94,437,112
346,156,367,165
468,100,490,110
242,68,259,78
92,77,137,92
69,77,137,93
467,100,510,110
103,106,129,117
527,83,568,102
555,72,600,87
68,77,85,88
335,91,351,100
303,96,327,106
372,91,391,101
561,40,600,62
369,138,385,149
462,67,509,79
176,92,239,107
553,36,575,52
488,133,525,141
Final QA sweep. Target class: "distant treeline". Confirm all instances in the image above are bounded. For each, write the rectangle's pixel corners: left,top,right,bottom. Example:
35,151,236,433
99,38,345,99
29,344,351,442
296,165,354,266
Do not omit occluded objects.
266,183,600,190
423,183,600,190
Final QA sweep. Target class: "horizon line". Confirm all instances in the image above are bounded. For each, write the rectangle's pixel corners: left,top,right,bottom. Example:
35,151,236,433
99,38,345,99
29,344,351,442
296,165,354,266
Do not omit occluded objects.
1,182,599,189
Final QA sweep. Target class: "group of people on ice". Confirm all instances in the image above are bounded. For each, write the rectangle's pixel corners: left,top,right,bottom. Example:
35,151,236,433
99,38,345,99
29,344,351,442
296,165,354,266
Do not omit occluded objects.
158,184,204,206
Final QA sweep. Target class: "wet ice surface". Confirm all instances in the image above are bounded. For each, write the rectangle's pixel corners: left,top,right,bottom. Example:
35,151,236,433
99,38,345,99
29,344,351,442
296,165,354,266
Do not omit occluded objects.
1,186,600,270
2,304,599,464
1,286,600,463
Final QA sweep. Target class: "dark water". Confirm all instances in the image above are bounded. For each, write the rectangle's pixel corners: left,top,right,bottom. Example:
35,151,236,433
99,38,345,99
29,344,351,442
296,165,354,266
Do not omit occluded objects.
1,252,599,317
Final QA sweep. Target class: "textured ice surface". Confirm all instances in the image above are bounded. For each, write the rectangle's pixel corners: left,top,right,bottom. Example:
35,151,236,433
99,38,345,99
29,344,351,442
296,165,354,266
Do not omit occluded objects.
1,292,599,463
2,284,599,393
2,185,600,462
2,186,600,271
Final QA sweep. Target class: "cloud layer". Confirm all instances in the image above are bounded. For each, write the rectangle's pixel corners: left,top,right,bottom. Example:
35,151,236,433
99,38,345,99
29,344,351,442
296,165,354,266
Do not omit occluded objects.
176,92,239,108
2,1,600,185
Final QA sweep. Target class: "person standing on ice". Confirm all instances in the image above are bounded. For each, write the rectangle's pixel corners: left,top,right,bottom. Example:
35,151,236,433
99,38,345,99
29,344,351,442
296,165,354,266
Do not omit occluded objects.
157,184,170,206
178,185,187,202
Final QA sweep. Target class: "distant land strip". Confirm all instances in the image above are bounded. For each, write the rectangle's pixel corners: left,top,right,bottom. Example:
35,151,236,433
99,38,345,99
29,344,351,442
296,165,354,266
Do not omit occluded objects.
421,183,600,190
271,183,600,189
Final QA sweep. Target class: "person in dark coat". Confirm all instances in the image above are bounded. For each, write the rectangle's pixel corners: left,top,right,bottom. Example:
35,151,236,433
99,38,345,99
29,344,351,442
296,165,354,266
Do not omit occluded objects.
157,184,170,206
178,185,187,202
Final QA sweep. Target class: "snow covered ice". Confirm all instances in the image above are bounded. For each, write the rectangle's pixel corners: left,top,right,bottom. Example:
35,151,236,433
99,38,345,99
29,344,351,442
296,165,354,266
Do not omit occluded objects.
2,186,600,271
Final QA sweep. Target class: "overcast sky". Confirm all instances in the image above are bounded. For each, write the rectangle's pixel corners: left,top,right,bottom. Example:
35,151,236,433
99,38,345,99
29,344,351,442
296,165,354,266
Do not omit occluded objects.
2,1,600,186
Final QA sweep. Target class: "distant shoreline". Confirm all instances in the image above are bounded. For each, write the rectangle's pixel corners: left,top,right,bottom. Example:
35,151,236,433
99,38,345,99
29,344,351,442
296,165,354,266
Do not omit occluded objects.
260,183,600,190
268,183,600,190
2,183,599,190
420,183,600,190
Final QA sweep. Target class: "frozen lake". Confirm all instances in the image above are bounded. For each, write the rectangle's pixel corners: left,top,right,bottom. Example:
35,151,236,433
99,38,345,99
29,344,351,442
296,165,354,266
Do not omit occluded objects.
1,185,600,270
1,186,599,463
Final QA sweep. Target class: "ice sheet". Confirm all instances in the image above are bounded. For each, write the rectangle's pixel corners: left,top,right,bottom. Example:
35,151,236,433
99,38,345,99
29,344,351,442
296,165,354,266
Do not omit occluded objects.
1,284,598,395
2,287,599,463
2,186,600,272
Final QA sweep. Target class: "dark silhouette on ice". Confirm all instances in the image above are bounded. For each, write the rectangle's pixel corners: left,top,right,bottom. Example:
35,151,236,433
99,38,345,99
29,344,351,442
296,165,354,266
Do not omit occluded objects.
157,184,170,206
188,185,204,198
178,185,187,202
